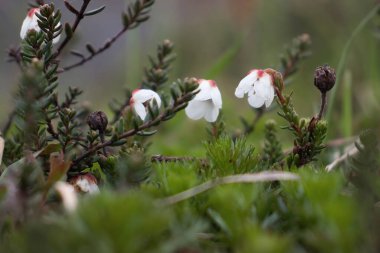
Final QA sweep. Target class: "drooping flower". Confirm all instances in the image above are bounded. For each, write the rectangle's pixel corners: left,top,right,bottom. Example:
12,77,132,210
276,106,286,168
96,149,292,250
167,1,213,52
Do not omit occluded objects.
54,182,78,212
235,69,275,108
20,7,61,44
130,89,162,121
69,174,99,194
185,79,222,123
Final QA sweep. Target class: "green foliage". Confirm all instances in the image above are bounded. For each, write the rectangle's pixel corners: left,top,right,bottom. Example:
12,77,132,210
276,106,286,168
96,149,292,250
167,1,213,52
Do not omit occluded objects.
262,120,283,166
1,192,201,253
346,130,380,200
1,1,380,252
205,135,258,177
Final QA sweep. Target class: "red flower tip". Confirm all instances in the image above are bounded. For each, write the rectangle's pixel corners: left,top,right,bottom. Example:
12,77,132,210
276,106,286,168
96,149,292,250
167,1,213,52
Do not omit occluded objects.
209,80,217,87
257,69,265,78
27,8,38,18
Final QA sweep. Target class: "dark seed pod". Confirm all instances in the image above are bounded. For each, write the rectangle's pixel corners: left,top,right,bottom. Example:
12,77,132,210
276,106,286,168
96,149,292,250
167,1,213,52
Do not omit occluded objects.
314,65,336,93
87,111,108,133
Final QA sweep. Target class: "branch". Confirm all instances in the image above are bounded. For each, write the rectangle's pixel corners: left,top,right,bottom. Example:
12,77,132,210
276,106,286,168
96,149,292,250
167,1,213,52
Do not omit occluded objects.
58,0,155,73
54,0,92,57
151,154,208,166
71,90,194,167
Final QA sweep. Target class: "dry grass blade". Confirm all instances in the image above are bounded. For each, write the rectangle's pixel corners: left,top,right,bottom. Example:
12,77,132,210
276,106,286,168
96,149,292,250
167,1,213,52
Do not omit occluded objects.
325,145,358,172
157,171,300,206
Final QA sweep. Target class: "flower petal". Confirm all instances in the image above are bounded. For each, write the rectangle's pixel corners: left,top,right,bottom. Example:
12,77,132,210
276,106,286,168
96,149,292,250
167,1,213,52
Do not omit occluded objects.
54,182,77,212
20,10,40,39
204,105,219,122
185,100,208,120
20,8,61,44
253,74,270,98
211,86,222,108
235,70,258,98
132,89,158,104
193,80,212,101
133,102,147,121
264,84,275,107
248,93,265,108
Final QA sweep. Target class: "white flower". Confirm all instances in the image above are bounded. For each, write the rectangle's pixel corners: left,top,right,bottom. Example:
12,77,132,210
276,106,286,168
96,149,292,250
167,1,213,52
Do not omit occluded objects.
235,69,275,108
130,89,162,121
20,7,61,44
69,174,99,194
185,79,222,123
54,182,78,212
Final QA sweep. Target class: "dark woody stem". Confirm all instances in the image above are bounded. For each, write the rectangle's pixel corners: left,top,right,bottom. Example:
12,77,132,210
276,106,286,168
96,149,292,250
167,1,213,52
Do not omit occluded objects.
54,0,92,58
71,91,195,167
99,131,107,156
317,92,327,120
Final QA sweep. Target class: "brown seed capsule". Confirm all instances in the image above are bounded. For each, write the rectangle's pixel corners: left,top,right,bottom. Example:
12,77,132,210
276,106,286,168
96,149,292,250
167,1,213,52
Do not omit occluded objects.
87,111,108,133
314,65,336,93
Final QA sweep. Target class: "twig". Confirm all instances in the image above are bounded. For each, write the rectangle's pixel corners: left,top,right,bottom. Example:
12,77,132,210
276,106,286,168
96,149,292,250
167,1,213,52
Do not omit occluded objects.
151,154,208,166
156,171,300,206
58,0,152,73
71,92,194,167
54,0,92,57
58,30,120,73
326,145,358,172
283,136,356,155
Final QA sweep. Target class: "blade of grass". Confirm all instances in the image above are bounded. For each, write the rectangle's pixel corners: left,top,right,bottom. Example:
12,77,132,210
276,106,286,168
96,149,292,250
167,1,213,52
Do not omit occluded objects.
326,4,380,127
342,70,352,137
157,171,299,205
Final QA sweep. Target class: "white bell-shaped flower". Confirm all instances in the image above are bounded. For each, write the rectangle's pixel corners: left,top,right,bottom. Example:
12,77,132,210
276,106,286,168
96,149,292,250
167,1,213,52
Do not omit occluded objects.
185,79,222,123
235,69,275,108
130,89,162,121
20,8,61,44
69,174,99,194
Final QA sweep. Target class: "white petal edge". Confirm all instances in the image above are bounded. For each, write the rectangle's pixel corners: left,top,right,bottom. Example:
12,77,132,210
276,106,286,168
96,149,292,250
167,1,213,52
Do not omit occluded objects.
133,102,147,121
185,100,208,120
211,86,222,108
204,105,219,122
235,71,258,98
193,80,212,101
20,12,40,39
248,93,265,108
132,89,158,104
264,84,275,108
54,182,77,213
258,74,273,97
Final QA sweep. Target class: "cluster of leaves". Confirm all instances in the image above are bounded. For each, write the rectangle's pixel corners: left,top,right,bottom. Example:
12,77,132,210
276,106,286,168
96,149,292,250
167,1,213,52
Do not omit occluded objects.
261,120,283,166
1,138,375,252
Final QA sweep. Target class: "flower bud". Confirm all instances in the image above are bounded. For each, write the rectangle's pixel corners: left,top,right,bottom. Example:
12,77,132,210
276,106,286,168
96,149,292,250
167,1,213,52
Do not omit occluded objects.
163,39,174,50
87,111,108,133
314,65,336,93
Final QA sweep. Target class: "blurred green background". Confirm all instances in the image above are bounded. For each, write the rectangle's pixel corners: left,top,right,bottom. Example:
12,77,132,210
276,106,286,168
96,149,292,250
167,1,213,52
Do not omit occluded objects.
1,0,379,155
